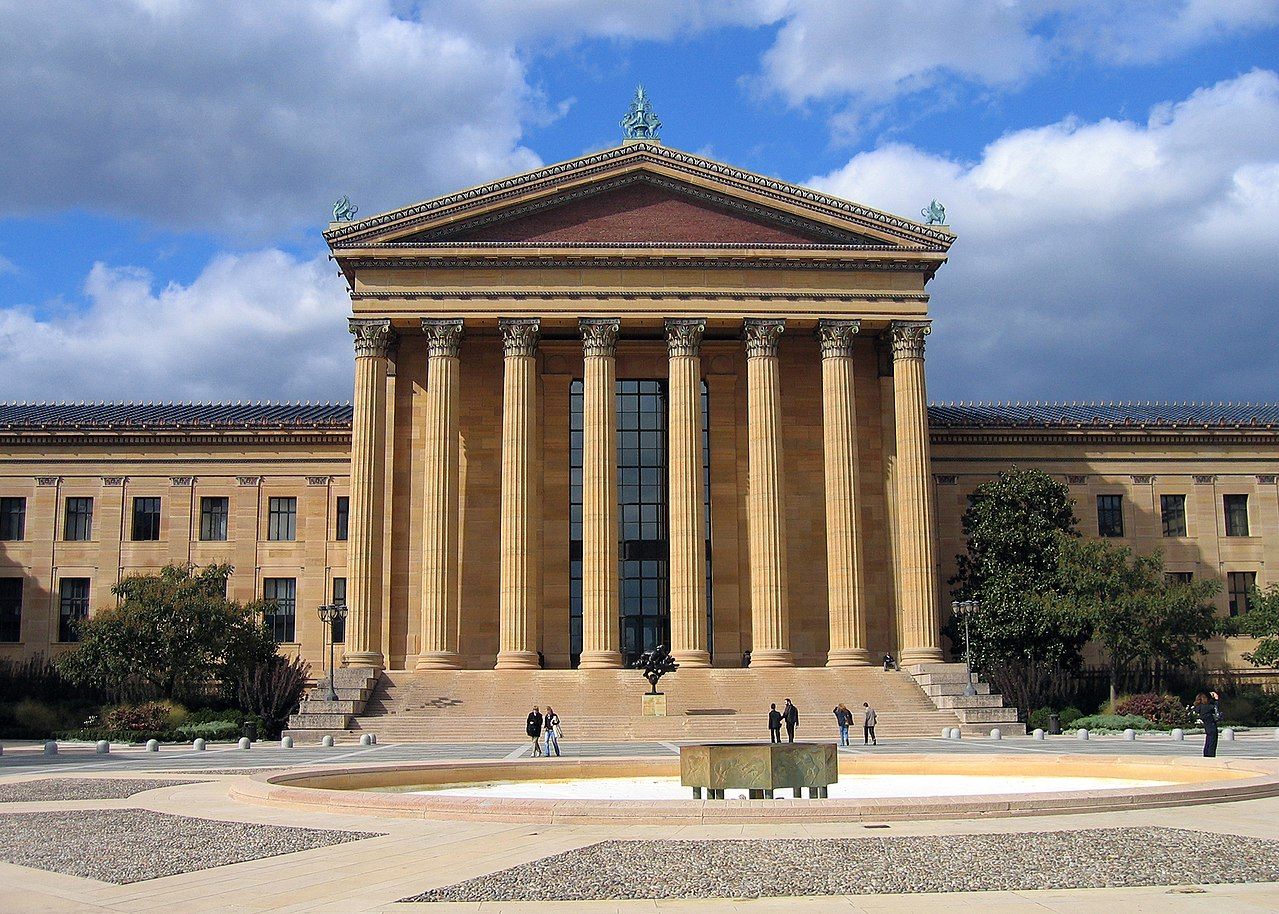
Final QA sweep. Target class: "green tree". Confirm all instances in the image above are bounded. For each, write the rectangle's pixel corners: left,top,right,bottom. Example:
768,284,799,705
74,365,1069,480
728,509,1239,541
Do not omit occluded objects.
1230,584,1279,667
57,564,277,703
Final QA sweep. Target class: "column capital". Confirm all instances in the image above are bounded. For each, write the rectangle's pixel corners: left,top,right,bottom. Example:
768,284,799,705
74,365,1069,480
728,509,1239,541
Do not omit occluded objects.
349,318,397,358
817,319,862,359
664,318,706,358
421,318,464,357
579,317,621,358
743,318,785,359
889,320,931,360
499,318,540,357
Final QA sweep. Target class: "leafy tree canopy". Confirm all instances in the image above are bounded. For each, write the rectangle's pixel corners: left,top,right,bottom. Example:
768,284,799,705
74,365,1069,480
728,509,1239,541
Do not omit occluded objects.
1230,584,1279,668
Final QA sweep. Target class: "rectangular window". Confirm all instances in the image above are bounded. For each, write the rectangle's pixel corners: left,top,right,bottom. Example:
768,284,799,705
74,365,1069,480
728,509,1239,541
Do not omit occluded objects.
331,577,346,643
1165,571,1194,586
1160,494,1187,537
1229,571,1257,616
64,497,93,541
131,497,161,541
1225,495,1250,537
0,578,21,643
58,577,90,642
267,497,297,541
262,577,296,642
0,497,25,541
1096,494,1124,537
335,496,349,541
199,496,229,541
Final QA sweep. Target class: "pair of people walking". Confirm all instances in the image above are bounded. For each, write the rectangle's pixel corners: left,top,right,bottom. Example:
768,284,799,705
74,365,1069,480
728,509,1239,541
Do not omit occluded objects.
767,699,800,742
832,703,877,746
525,705,563,757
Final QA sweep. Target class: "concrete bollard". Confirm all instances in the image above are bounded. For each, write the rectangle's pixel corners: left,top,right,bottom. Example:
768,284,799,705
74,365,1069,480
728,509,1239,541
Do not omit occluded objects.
950,728,962,740
1222,727,1235,741
1123,729,1136,741
370,734,377,745
1076,728,1089,741
0,745,4,756
237,737,251,750
146,739,160,752
360,733,373,746
1032,728,1045,740
322,735,335,747
941,727,952,739
1171,728,1185,741
281,736,294,748
95,740,110,754
43,741,57,755
989,728,1002,740
193,738,206,751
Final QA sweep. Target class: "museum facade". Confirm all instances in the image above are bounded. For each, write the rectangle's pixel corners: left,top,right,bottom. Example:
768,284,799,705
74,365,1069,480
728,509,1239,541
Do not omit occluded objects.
1,139,1275,675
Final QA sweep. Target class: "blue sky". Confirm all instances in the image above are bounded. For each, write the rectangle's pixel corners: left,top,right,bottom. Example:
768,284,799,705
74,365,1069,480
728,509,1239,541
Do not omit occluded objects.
1,1,1277,402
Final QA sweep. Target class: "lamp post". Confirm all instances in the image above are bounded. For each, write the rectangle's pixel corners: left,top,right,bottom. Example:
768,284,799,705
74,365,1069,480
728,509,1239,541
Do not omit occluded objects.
951,599,980,697
316,602,348,702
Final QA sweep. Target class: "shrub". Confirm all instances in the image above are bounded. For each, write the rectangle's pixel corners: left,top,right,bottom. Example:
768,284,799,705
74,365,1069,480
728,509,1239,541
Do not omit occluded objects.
1059,706,1084,727
1114,693,1194,728
1028,707,1052,731
103,701,186,733
1072,713,1162,732
176,720,240,740
12,699,72,738
237,655,310,738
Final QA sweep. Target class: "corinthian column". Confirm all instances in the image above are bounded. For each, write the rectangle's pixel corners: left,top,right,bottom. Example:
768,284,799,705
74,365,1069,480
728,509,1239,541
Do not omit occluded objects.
743,318,793,667
416,318,464,670
496,318,541,669
819,319,871,666
890,320,943,664
578,318,623,669
344,318,396,669
666,318,710,668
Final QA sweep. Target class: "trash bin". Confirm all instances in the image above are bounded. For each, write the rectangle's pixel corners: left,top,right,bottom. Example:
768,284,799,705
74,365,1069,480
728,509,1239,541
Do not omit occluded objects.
1048,713,1061,736
243,720,258,743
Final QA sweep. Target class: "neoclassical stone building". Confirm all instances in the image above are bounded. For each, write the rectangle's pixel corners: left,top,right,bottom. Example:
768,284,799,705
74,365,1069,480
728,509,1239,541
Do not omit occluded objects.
0,136,1275,680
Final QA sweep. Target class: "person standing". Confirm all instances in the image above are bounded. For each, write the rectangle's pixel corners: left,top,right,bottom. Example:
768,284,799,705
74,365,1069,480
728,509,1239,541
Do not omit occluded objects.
544,706,562,757
833,704,850,746
782,698,799,743
1193,691,1221,758
862,702,877,746
526,706,543,757
768,703,783,743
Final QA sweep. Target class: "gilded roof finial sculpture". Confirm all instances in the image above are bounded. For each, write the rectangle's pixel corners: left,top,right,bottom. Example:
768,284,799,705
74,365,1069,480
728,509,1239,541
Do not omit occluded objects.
621,85,662,143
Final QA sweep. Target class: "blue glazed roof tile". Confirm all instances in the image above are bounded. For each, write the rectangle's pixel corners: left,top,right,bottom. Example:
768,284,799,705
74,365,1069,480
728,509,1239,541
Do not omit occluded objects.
927,401,1279,429
0,401,353,430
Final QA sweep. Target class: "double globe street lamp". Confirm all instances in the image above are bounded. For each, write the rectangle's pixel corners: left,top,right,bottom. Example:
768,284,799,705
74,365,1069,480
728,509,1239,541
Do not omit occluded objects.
950,599,981,697
316,602,349,702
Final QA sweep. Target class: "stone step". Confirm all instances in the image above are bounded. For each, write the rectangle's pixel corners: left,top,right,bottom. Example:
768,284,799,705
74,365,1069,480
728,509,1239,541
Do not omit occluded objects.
287,711,353,730
923,681,991,696
298,699,361,715
953,706,1021,724
933,694,1008,710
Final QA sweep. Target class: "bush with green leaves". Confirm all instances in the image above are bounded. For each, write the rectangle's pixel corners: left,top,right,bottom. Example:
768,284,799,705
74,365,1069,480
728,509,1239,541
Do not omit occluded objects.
102,701,186,733
175,720,241,740
1071,713,1162,732
1059,706,1084,727
1113,693,1193,727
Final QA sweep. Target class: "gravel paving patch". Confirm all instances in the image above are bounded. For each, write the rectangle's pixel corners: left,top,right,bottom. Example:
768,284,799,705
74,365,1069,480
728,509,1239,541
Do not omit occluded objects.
405,827,1279,902
0,808,381,883
0,778,204,802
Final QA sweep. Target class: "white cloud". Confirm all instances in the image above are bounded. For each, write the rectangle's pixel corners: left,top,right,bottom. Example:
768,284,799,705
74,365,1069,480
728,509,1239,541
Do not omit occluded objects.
810,69,1279,399
0,256,17,277
0,250,353,401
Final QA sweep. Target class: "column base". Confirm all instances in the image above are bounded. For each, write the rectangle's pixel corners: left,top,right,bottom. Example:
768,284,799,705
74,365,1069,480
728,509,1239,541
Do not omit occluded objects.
826,648,872,667
748,649,794,668
671,649,711,668
494,650,541,670
414,651,462,671
340,650,385,670
898,646,945,665
578,650,623,669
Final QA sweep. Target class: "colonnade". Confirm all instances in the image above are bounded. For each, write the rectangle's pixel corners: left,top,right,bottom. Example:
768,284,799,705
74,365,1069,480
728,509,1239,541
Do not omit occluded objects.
342,316,943,671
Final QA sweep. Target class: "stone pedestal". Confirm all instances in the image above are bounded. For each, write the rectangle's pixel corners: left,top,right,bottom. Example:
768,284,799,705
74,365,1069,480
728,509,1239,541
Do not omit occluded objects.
641,693,668,717
680,742,838,798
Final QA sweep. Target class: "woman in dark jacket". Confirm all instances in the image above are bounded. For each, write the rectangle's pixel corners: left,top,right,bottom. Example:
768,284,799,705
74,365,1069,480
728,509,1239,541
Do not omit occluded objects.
1193,691,1221,758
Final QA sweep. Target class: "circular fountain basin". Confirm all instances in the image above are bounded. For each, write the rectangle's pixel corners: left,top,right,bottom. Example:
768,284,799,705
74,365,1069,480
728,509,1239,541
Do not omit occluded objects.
230,754,1279,824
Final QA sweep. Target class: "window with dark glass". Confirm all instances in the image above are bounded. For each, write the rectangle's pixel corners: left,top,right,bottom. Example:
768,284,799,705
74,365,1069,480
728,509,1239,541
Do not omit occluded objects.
131,497,161,541
1096,494,1123,537
1165,571,1194,586
1225,495,1250,537
0,497,25,541
1160,494,1187,537
58,577,89,642
64,497,93,541
267,497,297,541
263,577,296,642
335,496,349,541
0,578,21,643
331,577,346,643
1229,571,1257,616
199,496,229,541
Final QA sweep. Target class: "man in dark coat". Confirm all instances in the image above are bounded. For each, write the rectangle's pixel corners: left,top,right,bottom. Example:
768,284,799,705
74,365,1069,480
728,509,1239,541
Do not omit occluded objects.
526,706,544,757
767,703,783,743
782,698,799,743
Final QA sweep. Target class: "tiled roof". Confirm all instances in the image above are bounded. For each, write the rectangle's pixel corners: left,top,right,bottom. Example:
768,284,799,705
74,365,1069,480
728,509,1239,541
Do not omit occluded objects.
928,401,1279,429
0,402,353,430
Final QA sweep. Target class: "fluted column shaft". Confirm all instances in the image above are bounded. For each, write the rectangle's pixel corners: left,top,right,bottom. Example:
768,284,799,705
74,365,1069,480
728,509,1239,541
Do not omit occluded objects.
579,318,622,669
496,319,541,669
417,319,464,670
891,320,944,663
744,318,793,667
819,319,871,666
344,319,396,669
666,318,710,667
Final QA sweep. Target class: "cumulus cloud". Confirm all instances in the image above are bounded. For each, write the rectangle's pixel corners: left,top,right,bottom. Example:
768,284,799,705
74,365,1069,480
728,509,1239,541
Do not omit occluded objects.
810,70,1279,400
0,250,352,401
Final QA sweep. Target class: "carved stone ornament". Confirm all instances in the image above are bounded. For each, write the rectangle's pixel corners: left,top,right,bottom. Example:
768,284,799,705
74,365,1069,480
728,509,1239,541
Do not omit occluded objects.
889,320,931,360
1067,475,1087,485
36,477,60,487
1259,475,1278,485
349,318,397,358
102,476,125,487
743,318,785,359
579,318,621,358
1194,475,1217,485
933,474,958,486
499,318,541,358
665,318,706,358
1131,475,1154,485
817,318,862,359
421,318,464,358
237,476,261,487
306,476,331,486
170,476,194,487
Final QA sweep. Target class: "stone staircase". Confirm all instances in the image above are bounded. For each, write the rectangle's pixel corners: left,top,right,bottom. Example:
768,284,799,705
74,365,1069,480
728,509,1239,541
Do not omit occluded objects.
904,662,1025,736
285,667,380,737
